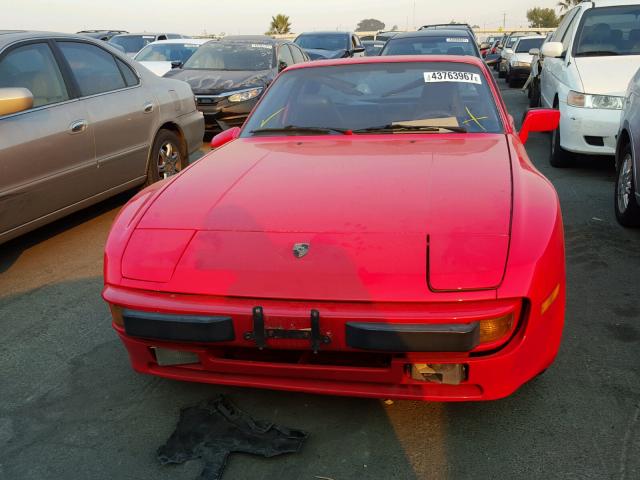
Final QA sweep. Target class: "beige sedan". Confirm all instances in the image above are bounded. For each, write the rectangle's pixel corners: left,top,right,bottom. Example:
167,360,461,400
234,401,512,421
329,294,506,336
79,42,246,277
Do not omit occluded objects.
0,31,204,245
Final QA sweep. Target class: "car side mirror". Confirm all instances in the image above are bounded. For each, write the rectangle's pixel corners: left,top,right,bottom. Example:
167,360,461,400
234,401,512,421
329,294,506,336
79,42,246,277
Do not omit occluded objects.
352,46,366,54
171,60,183,69
278,61,288,72
0,87,33,116
519,108,560,144
210,126,241,149
541,42,563,59
529,48,540,56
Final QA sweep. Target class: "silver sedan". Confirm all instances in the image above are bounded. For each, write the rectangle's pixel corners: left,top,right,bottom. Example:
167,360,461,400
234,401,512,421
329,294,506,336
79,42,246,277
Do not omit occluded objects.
0,31,204,244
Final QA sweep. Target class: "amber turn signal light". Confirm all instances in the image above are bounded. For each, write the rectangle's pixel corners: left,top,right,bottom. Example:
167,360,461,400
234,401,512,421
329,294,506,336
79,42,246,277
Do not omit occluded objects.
109,304,124,327
479,314,514,344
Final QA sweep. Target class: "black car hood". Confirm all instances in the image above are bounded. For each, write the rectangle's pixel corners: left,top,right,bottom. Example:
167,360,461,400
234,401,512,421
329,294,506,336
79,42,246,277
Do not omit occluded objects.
304,48,347,60
164,68,275,95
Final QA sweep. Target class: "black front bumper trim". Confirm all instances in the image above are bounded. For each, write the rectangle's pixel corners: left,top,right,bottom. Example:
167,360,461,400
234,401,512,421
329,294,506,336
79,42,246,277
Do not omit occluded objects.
346,322,479,352
123,310,235,343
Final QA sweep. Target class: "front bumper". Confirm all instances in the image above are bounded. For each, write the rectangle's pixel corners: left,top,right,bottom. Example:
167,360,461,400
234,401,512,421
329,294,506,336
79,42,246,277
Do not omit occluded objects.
509,65,531,79
195,95,259,133
559,103,621,156
104,285,564,402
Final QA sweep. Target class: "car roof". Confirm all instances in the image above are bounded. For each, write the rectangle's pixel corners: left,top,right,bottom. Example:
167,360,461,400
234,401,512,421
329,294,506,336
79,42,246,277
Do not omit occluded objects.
285,54,487,71
390,29,475,40
0,31,104,49
296,31,350,36
514,35,546,42
584,0,640,6
112,33,180,37
222,35,276,42
144,38,209,45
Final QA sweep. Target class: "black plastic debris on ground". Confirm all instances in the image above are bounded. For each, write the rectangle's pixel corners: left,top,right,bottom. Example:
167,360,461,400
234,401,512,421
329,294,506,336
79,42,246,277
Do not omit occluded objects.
157,396,308,480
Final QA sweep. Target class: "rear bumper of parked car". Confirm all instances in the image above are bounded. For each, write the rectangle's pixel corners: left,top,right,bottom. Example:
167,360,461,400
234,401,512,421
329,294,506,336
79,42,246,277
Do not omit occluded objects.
178,110,205,155
560,103,620,156
103,285,565,402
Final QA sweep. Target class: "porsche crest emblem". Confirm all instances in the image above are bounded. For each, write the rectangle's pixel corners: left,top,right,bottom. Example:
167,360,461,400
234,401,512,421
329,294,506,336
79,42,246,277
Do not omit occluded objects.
293,243,310,259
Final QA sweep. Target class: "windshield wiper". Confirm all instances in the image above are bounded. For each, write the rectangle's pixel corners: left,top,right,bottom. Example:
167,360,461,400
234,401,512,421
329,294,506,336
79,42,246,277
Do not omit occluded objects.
352,124,468,134
249,125,351,136
575,50,620,57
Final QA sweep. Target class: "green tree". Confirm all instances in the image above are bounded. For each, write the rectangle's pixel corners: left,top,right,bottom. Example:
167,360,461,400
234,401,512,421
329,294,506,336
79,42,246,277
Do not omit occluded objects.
267,14,292,35
527,7,560,28
557,0,581,13
356,19,385,32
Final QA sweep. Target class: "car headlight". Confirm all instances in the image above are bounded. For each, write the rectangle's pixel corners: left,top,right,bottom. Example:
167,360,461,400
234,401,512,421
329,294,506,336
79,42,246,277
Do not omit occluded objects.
511,61,530,68
228,88,263,103
567,90,624,110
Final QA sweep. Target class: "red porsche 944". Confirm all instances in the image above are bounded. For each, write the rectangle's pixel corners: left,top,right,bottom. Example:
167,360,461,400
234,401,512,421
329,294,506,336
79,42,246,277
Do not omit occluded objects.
103,56,564,401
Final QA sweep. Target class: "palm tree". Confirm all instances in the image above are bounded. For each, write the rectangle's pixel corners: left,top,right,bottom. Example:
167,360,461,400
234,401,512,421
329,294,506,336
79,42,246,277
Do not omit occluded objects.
557,0,580,13
267,14,292,35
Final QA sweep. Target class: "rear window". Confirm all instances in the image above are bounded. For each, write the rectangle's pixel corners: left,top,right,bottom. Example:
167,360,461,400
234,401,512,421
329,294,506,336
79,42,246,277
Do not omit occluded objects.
574,5,640,57
382,36,478,56
294,34,348,52
515,38,545,53
242,62,502,136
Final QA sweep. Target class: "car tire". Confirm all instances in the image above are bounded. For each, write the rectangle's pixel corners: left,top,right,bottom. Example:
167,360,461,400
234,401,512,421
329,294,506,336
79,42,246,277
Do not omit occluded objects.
144,129,185,187
614,144,640,227
550,106,572,168
508,75,518,88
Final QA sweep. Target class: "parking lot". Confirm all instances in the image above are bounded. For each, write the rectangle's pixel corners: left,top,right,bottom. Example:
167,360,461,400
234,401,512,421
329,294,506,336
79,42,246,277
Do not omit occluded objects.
0,74,638,479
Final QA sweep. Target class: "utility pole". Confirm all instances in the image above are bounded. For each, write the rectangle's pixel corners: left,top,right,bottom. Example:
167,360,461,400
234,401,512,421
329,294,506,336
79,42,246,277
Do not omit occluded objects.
503,12,506,29
413,0,416,30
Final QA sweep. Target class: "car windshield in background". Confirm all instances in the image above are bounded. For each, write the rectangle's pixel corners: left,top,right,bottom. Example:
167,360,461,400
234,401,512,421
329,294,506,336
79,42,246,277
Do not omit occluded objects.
574,5,640,57
242,62,502,136
295,34,347,51
136,42,201,62
110,35,155,52
183,42,274,71
516,38,545,53
383,36,477,56
506,37,519,48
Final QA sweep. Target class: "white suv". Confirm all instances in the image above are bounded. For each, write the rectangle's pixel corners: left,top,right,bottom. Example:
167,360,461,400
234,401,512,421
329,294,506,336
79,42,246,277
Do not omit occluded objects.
540,1,640,167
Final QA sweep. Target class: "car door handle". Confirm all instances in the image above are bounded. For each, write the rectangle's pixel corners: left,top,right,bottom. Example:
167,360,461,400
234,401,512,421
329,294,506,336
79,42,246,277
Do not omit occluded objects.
69,120,88,134
143,102,154,113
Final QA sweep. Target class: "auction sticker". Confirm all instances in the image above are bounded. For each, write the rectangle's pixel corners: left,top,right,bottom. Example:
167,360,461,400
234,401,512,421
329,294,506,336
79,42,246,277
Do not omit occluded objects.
446,37,470,43
252,44,273,49
424,71,482,84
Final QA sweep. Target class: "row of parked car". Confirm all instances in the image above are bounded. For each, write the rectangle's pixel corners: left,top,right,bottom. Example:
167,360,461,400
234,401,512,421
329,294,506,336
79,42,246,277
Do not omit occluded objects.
2,3,640,246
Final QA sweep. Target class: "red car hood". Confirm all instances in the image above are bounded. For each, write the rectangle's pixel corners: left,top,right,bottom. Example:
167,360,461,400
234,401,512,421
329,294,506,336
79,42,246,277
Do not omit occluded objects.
127,136,513,300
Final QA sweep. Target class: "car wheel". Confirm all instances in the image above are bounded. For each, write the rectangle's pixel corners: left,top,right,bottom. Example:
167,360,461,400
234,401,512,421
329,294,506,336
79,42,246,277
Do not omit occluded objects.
614,145,640,227
508,74,518,88
144,130,185,187
550,106,572,168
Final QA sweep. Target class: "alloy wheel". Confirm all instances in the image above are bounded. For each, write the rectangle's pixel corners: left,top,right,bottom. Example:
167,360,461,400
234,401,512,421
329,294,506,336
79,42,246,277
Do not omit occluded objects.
158,141,180,179
617,153,634,214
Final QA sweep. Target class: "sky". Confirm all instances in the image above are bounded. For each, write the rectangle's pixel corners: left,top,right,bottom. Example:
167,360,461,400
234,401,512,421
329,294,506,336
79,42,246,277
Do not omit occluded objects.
5,0,563,36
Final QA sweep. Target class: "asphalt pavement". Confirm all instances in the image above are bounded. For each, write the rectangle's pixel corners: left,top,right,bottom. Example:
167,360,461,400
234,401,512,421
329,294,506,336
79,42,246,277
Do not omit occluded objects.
1,76,639,480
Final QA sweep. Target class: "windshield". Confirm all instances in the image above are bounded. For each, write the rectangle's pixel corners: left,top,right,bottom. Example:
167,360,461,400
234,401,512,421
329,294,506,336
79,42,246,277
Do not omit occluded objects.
382,36,478,56
515,38,545,53
242,62,502,136
575,5,640,57
110,35,155,53
295,34,348,51
506,37,519,49
135,42,201,62
183,42,275,71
